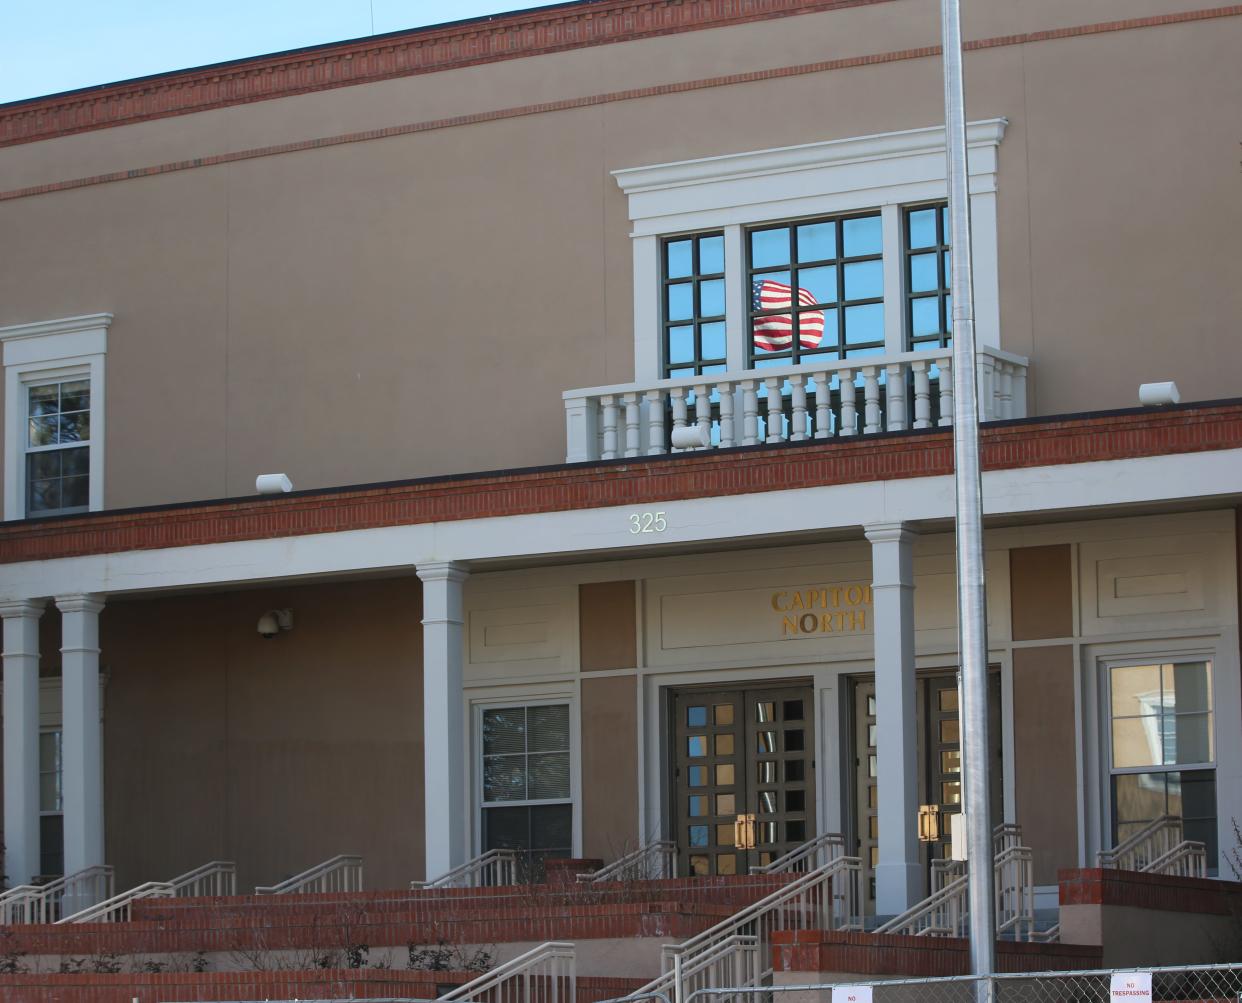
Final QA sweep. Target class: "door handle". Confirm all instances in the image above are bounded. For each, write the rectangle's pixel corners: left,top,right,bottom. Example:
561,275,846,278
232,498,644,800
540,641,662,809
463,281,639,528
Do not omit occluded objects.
734,813,757,849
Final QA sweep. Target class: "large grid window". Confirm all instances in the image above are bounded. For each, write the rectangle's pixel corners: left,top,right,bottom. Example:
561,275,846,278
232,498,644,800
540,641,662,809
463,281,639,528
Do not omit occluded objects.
1109,660,1216,867
25,379,90,517
40,729,64,878
905,204,952,349
663,233,727,378
481,704,572,878
747,213,884,367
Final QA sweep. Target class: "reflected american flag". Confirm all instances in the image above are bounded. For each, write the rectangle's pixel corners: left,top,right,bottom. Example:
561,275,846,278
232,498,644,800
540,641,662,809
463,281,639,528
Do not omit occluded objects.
752,278,824,352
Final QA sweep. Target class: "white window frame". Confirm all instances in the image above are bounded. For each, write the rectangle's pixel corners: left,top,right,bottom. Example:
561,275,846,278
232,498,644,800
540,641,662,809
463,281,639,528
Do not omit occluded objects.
612,121,1006,381
473,695,580,859
2,314,110,520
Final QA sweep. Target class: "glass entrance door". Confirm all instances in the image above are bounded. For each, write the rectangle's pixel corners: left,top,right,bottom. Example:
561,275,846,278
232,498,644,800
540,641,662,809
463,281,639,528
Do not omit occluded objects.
672,684,815,876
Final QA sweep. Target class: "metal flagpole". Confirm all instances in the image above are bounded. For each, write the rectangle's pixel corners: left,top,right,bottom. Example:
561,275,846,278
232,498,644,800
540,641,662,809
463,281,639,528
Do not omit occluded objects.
939,0,996,984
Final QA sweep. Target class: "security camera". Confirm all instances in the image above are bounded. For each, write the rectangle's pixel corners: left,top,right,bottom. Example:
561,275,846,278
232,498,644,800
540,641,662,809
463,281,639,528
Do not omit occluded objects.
257,609,293,639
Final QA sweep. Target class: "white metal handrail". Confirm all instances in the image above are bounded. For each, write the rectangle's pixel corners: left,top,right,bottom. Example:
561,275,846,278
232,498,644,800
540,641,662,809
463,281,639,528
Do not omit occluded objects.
57,880,175,924
631,856,862,1003
1144,839,1207,878
564,345,1029,463
875,843,1035,941
1098,814,1183,871
170,859,237,898
748,832,846,875
579,841,677,882
0,865,114,924
673,935,761,998
439,940,575,1003
255,854,363,895
413,849,520,889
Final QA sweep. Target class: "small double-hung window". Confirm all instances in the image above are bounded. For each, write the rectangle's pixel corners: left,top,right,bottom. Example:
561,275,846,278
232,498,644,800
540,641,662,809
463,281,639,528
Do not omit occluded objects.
662,233,726,378
905,204,953,350
25,378,91,517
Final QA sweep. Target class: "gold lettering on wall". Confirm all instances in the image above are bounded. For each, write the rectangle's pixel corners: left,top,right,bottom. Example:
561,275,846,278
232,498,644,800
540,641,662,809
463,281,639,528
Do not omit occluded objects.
773,584,872,636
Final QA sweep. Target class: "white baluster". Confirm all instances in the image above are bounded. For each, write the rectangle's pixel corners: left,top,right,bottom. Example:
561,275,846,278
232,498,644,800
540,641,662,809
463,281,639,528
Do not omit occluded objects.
765,377,783,443
937,359,954,427
912,360,932,429
812,371,831,439
646,388,666,454
740,380,759,445
623,392,641,457
600,395,619,459
861,366,881,434
885,363,907,432
839,369,857,436
976,354,996,421
790,374,808,441
997,361,1013,419
694,383,712,450
670,386,689,450
718,382,736,448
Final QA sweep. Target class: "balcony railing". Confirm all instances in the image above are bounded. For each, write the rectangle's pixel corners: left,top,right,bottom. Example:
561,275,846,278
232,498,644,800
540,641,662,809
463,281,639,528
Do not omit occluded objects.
563,345,1028,463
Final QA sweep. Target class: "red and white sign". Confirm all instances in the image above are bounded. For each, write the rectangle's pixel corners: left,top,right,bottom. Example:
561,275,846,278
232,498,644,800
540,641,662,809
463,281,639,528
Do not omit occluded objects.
831,985,873,1003
1110,971,1153,1003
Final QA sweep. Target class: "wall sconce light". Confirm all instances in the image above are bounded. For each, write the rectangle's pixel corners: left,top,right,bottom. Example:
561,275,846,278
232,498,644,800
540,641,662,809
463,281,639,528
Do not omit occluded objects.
917,804,941,842
257,609,294,639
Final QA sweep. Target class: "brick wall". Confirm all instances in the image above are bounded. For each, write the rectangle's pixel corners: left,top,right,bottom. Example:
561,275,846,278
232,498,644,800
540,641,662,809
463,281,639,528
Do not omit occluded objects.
1058,867,1242,914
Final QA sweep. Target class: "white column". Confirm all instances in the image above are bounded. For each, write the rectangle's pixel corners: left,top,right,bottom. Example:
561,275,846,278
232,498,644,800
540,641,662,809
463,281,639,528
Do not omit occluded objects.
56,593,106,882
865,523,921,915
2,599,45,886
417,561,469,880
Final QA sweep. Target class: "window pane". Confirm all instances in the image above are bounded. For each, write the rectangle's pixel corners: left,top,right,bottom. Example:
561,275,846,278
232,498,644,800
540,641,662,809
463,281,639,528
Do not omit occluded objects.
1111,664,1161,718
1112,772,1167,828
843,215,881,256
785,729,805,752
58,411,89,443
785,759,804,782
528,752,570,799
844,260,883,300
688,765,707,786
797,222,835,262
28,384,59,417
483,708,526,755
907,208,938,249
714,734,734,755
911,297,940,338
28,417,57,447
700,322,726,360
1169,713,1213,764
689,795,707,817
666,240,693,279
716,793,736,814
699,279,725,317
40,770,62,813
530,804,573,851
786,790,805,812
845,303,884,345
40,814,64,878
799,265,836,304
688,735,706,757
689,824,709,847
699,235,725,274
60,381,90,413
1112,716,1161,768
483,755,526,802
1166,662,1212,714
483,805,529,850
910,253,939,293
62,447,89,476
751,228,790,268
667,283,693,321
28,450,61,479
686,705,707,727
61,476,89,510
528,705,569,752
27,478,60,514
668,325,695,364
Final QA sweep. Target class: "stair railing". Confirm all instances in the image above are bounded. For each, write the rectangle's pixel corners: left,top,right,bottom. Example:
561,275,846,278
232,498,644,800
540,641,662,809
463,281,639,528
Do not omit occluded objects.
0,865,114,924
413,849,520,889
438,940,575,1003
1144,839,1208,878
170,860,237,898
630,856,862,1003
255,854,363,895
1098,815,1184,872
748,833,846,875
57,880,175,924
579,841,677,883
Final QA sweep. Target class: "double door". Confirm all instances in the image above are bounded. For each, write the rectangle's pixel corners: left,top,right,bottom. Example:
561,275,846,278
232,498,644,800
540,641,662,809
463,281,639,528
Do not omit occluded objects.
671,684,816,876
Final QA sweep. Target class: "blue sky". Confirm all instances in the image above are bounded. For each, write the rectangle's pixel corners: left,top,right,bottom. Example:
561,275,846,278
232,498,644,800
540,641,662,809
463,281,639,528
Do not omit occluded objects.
0,2,554,103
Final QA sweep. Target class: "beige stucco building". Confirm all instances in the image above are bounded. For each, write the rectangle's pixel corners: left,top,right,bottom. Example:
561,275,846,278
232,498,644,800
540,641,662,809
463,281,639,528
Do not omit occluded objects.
0,0,1239,926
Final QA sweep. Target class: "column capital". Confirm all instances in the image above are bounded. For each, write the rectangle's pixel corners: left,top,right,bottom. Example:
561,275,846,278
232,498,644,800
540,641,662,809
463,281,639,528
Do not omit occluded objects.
0,599,46,620
415,561,470,585
54,594,106,615
864,521,917,545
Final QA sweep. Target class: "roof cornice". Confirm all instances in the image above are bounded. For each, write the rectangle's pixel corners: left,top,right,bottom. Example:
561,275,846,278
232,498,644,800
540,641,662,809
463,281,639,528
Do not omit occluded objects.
0,0,892,149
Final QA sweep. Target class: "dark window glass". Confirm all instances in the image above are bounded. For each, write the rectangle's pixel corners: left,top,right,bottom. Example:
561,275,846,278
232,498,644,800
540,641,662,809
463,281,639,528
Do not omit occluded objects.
904,204,952,350
747,213,883,367
662,233,727,378
39,813,64,879
25,379,91,517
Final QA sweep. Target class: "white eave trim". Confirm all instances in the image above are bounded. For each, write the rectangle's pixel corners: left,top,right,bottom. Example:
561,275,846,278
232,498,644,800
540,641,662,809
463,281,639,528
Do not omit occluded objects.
613,119,1008,194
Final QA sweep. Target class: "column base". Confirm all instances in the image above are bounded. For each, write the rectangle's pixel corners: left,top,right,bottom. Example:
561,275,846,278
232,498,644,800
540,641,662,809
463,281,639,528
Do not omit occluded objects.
875,859,924,916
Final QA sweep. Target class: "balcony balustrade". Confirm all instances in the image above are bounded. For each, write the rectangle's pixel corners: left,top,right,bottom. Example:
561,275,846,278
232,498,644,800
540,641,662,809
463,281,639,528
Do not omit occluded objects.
563,345,1028,463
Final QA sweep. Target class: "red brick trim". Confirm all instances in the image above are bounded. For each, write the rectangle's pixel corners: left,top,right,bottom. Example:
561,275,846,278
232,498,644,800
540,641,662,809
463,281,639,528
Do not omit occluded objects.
1,5,1240,202
0,0,895,148
0,403,1239,566
1058,866,1242,914
772,929,1102,976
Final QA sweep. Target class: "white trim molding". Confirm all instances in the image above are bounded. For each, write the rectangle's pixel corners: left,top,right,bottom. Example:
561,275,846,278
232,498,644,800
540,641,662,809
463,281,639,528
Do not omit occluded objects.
613,121,1007,379
2,313,111,521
